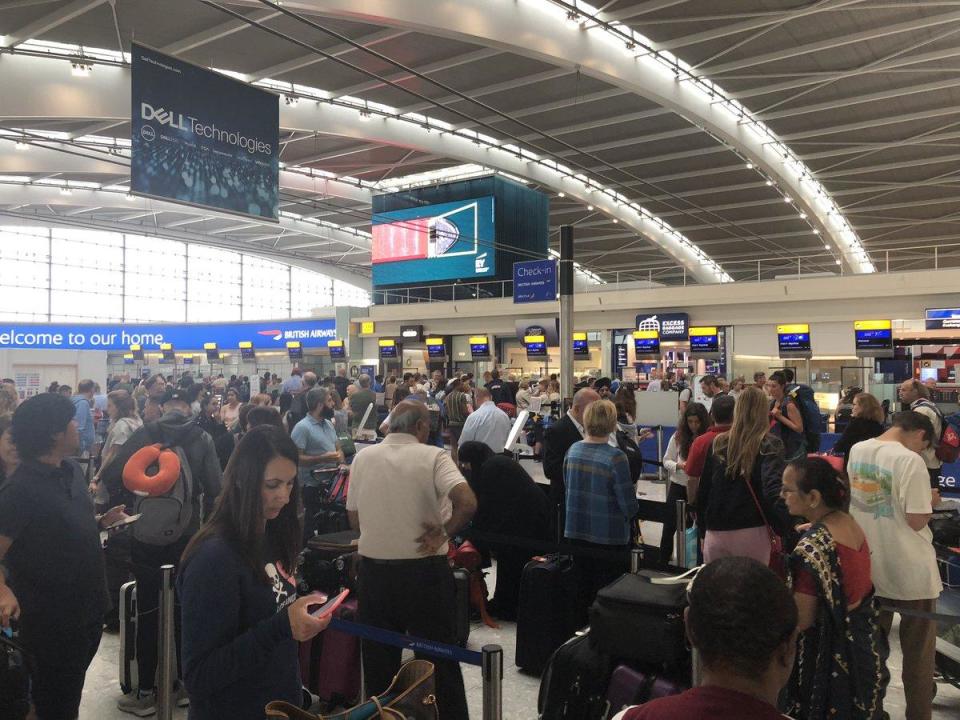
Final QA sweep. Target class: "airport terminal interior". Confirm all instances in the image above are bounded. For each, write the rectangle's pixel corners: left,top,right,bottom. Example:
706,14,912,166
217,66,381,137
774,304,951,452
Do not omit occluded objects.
2,1,960,719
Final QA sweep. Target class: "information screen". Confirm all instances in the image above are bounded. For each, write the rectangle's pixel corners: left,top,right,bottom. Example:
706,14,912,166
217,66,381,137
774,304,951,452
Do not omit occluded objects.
239,342,256,361
777,324,811,355
689,327,720,355
854,320,893,355
204,343,220,362
427,343,447,359
573,333,590,357
287,342,303,361
328,341,345,359
470,336,491,358
378,340,398,360
633,330,661,357
372,196,496,286
525,335,547,358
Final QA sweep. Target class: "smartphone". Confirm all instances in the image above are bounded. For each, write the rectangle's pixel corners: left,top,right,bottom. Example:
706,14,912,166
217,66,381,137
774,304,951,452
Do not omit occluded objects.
310,588,350,619
106,513,142,531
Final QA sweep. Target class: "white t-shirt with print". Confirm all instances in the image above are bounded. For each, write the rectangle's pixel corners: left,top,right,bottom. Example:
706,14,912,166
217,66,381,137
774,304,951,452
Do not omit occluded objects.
847,438,940,601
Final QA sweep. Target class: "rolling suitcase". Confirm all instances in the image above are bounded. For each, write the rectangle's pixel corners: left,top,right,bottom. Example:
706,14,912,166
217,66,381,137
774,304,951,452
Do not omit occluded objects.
515,554,578,674
452,567,470,647
311,599,361,706
119,580,138,694
604,665,683,719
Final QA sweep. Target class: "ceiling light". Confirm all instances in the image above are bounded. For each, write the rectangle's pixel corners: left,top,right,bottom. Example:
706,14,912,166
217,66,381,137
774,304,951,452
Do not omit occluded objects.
745,163,753,169
284,95,299,107
59,187,72,196
358,110,371,121
14,141,28,151
784,196,792,203
798,212,807,219
812,229,820,235
70,62,91,77
587,205,594,211
125,194,136,201
557,192,565,198
765,180,773,186
612,219,618,223
824,244,830,250
836,259,842,265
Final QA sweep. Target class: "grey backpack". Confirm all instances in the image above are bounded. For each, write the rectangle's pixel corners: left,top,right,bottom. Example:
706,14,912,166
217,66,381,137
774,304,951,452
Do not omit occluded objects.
128,428,195,546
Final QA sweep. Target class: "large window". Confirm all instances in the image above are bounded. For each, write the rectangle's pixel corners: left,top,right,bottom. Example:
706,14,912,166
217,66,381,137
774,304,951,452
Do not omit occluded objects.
0,226,369,323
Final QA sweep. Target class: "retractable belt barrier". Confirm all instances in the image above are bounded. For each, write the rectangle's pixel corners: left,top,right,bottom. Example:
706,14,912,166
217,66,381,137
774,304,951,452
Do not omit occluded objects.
878,606,960,624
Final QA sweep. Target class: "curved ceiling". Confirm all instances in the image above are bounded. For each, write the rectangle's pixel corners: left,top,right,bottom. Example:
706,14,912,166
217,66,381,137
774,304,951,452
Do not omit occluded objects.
1,0,957,285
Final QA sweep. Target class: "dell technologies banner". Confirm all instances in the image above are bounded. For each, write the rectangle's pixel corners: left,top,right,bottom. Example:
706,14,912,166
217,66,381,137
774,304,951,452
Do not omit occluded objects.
131,43,280,221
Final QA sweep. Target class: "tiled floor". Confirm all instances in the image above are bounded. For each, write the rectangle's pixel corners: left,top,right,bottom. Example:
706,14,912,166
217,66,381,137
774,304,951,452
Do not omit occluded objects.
80,466,960,719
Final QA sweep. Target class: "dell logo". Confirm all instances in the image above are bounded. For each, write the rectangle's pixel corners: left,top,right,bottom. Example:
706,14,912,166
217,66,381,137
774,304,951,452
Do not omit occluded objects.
141,102,191,131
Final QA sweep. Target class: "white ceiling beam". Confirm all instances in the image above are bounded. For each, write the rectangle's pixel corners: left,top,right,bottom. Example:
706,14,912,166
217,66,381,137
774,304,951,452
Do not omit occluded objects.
248,27,408,82
701,8,960,75
0,0,108,48
160,8,283,55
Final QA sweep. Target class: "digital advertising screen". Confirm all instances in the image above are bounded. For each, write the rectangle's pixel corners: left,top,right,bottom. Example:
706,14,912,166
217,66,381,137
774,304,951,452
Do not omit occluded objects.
378,339,398,360
470,336,491,359
426,338,447,360
525,335,548,358
854,320,893,357
130,44,279,221
239,341,256,361
328,340,345,359
689,326,720,356
633,330,661,357
573,332,590,358
371,196,496,286
777,324,812,357
287,341,303,361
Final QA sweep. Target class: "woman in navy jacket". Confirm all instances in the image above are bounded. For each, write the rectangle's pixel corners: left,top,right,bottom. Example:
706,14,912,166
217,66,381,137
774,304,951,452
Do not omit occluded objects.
178,425,330,719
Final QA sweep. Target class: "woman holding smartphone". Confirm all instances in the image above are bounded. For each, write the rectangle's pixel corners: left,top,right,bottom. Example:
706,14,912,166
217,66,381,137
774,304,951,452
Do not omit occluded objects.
178,425,331,720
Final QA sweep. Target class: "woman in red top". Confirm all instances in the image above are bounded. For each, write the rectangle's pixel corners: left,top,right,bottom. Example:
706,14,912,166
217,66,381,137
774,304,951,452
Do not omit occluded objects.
780,457,889,720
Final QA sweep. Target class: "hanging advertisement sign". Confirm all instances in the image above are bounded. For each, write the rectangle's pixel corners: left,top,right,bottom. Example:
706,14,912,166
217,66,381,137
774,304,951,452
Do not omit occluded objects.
0,319,336,351
635,312,689,341
130,43,280,221
513,259,557,303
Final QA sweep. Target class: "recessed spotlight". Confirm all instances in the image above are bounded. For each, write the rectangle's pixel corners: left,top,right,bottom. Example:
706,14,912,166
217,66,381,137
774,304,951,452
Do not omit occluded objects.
784,196,792,203
612,218,618,223
824,244,830,250
836,259,842,265
798,212,807,219
745,162,753,169
765,180,773,186
587,205,594,211
812,229,820,235
558,192,565,198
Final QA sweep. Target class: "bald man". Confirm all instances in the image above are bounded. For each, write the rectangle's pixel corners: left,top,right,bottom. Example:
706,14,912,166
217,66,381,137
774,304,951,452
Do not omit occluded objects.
543,388,601,537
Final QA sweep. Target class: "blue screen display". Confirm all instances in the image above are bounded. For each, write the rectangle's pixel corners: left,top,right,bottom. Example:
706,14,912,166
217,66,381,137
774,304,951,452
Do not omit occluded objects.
778,333,811,352
371,197,496,286
635,337,661,355
379,345,398,359
573,339,589,357
427,344,447,358
526,341,547,357
855,328,892,351
470,343,490,357
690,333,719,353
329,345,345,359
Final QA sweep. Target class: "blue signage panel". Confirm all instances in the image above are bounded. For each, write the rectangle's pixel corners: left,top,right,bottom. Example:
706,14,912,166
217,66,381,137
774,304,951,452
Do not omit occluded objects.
513,259,557,304
635,312,689,341
925,308,960,330
0,319,336,351
371,197,496,286
131,43,279,221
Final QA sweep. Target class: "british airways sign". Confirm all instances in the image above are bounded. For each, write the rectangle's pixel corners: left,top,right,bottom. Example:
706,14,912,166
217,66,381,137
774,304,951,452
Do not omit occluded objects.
0,319,336,351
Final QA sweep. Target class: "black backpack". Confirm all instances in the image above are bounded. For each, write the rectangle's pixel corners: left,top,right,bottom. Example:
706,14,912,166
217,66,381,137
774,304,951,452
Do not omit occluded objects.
788,385,822,453
538,632,612,720
285,393,309,435
0,632,30,720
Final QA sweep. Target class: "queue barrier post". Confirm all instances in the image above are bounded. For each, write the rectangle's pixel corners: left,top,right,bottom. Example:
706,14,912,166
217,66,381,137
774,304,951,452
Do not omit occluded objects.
674,499,687,568
482,645,503,720
156,564,175,720
656,427,665,481
630,547,642,574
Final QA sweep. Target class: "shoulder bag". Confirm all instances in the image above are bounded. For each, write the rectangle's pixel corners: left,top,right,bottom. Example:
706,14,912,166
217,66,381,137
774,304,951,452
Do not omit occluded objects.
743,468,787,580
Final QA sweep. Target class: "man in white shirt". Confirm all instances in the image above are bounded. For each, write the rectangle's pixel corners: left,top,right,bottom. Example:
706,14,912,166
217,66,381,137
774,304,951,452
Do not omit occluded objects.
459,387,512,453
646,369,661,391
347,402,476,720
899,378,943,507
847,410,940,720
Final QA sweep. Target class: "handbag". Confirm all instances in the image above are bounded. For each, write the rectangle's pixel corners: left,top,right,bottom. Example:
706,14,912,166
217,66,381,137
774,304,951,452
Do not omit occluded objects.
742,470,788,580
265,659,437,720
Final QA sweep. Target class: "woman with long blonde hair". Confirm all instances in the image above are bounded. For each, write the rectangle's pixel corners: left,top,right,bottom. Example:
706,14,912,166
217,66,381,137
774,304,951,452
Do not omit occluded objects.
696,386,790,564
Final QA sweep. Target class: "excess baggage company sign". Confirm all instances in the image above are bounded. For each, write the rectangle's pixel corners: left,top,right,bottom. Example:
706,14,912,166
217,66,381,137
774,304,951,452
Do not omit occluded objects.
130,43,280,221
635,312,689,341
0,319,336,351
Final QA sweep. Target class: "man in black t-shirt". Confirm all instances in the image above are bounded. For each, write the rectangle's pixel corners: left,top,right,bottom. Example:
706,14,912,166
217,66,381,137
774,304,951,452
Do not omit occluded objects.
0,393,127,720
485,369,514,405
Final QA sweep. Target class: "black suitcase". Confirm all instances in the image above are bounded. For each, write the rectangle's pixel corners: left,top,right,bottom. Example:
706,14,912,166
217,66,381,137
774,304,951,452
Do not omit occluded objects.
515,554,579,674
314,505,350,535
538,632,613,720
452,567,470,647
307,529,360,560
119,580,138,694
589,570,687,667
